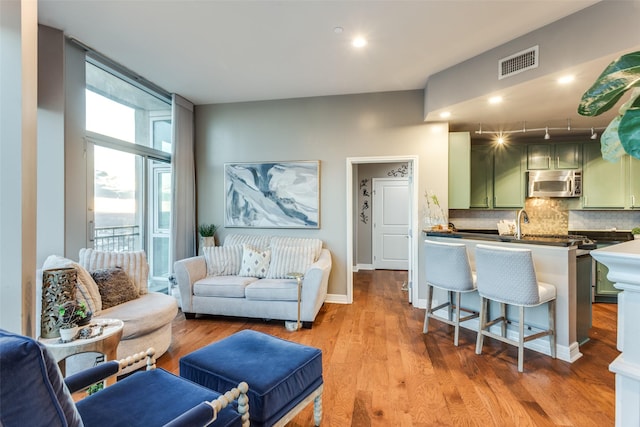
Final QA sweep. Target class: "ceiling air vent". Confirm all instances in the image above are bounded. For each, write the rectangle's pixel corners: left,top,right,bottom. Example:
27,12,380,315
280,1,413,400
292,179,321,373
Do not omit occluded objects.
498,45,539,80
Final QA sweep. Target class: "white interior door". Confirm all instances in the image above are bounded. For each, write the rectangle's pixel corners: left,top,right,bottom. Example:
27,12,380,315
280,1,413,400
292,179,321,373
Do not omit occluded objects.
372,178,409,270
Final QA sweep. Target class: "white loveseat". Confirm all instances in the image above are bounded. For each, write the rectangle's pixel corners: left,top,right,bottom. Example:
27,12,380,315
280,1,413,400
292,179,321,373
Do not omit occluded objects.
173,234,332,327
38,249,178,372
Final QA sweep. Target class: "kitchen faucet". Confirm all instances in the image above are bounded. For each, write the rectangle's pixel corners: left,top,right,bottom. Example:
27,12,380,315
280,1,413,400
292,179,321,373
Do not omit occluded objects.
516,209,529,239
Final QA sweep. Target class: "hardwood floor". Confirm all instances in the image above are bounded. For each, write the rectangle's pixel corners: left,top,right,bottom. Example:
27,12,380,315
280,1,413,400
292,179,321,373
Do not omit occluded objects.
156,270,617,426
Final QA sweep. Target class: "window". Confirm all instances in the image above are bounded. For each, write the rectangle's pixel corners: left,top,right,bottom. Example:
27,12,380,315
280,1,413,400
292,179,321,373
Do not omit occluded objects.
86,59,172,293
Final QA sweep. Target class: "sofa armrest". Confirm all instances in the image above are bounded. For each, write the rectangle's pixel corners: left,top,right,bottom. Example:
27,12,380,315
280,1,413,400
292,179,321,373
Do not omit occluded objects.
173,256,207,313
299,249,332,321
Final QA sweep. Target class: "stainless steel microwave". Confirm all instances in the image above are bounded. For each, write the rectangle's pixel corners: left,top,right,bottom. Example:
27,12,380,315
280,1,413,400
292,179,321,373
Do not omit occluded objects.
527,170,582,198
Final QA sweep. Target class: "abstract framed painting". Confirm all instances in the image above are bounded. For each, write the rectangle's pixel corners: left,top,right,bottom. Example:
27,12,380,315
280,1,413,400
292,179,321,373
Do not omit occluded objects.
224,161,320,228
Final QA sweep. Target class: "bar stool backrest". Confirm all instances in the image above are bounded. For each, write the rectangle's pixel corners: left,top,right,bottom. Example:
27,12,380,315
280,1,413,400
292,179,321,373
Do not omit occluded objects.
475,244,541,306
424,240,475,291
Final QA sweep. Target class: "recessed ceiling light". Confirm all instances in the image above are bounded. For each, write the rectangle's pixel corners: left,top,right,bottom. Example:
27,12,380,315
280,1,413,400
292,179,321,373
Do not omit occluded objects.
558,75,575,84
488,96,503,105
334,27,343,34
439,111,451,119
352,36,367,48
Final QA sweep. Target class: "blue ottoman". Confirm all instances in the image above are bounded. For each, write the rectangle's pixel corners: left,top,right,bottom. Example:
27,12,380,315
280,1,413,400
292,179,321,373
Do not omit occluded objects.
180,330,323,427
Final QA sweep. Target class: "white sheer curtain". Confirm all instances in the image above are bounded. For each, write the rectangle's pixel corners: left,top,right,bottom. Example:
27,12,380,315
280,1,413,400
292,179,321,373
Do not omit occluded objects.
171,94,196,266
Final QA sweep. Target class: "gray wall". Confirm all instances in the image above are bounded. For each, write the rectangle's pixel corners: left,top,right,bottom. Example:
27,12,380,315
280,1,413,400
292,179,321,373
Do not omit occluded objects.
424,0,640,117
194,90,449,299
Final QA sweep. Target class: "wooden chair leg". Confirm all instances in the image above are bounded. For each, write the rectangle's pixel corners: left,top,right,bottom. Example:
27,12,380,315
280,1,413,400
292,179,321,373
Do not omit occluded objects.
454,292,461,346
518,305,525,373
423,284,433,334
549,299,556,359
476,297,487,355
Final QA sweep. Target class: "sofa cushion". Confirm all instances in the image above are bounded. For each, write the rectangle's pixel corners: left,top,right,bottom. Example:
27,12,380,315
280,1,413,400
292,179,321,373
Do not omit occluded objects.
194,275,258,298
239,244,271,278
79,248,149,295
203,245,243,276
266,245,316,279
245,279,298,301
270,236,323,261
42,255,102,314
224,234,271,252
76,368,242,427
91,267,139,310
97,293,177,340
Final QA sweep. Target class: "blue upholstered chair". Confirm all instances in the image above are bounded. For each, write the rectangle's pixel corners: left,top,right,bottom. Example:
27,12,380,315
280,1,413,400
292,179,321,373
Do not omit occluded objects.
0,329,249,427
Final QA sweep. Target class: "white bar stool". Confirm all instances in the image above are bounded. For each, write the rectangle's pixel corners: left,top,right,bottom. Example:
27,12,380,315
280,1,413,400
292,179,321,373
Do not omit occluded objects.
423,240,478,346
474,244,557,372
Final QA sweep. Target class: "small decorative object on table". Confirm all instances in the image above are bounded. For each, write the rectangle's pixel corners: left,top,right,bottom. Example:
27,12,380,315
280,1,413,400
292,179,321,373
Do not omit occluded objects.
41,267,78,338
199,223,218,249
422,190,448,231
57,300,89,342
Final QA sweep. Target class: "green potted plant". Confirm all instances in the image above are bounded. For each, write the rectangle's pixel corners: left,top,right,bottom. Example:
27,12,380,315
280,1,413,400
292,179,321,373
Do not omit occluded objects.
632,227,640,240
57,300,88,341
578,51,640,162
198,223,218,248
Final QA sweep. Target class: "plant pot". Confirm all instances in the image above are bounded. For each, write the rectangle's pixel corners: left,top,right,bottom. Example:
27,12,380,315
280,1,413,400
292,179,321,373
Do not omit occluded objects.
634,234,639,240
59,326,79,342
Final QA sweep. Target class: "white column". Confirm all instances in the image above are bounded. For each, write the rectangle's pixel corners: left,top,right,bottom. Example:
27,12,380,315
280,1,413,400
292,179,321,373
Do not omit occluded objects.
591,240,640,427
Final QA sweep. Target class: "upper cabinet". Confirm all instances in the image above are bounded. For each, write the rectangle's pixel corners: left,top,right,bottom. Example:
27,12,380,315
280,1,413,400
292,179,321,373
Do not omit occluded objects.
494,145,526,208
527,143,581,170
448,132,471,209
582,141,635,209
469,144,525,209
470,145,492,208
630,156,640,209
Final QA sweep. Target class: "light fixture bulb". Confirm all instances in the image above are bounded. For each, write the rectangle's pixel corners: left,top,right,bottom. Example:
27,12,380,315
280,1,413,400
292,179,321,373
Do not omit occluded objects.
352,37,367,48
544,127,550,140
488,96,503,105
439,111,451,119
591,128,598,139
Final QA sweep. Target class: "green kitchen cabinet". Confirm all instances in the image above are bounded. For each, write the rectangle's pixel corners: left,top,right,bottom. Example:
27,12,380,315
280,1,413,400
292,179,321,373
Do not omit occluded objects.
494,144,526,208
470,144,524,209
582,142,626,208
527,143,581,170
448,132,471,209
470,145,492,208
630,155,640,209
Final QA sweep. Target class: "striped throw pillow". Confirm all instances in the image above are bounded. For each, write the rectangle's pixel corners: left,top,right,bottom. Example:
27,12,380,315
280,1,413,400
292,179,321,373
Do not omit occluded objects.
203,245,243,276
267,245,316,279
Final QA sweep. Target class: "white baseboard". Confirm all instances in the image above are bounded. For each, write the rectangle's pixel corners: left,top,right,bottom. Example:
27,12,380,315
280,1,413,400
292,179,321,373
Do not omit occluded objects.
326,293,350,304
353,264,374,272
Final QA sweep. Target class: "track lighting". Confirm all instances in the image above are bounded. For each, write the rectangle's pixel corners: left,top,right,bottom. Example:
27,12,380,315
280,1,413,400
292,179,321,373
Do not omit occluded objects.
474,120,605,140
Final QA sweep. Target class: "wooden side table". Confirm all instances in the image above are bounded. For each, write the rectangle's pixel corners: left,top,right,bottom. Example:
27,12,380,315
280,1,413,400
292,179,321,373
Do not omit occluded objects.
39,319,124,386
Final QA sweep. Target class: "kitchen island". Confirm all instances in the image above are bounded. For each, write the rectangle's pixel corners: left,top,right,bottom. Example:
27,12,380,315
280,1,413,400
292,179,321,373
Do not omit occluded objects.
425,231,587,363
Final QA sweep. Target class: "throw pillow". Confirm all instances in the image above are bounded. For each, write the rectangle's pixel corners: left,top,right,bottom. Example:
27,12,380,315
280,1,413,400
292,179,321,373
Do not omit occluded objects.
42,255,102,314
270,236,323,261
266,245,316,279
239,244,271,278
91,267,139,310
203,245,243,276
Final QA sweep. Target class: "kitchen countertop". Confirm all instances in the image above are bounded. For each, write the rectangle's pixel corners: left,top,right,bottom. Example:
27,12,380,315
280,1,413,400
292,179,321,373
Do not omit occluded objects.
424,229,590,248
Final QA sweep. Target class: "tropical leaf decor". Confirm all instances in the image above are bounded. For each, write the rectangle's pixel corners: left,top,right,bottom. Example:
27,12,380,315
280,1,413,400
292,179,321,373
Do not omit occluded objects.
578,51,640,161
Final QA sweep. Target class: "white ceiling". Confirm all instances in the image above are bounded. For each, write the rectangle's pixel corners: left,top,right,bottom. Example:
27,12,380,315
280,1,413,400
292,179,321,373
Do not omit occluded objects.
38,0,626,135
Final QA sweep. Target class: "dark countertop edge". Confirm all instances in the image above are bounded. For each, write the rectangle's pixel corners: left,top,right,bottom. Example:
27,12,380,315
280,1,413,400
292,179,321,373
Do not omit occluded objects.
424,230,578,248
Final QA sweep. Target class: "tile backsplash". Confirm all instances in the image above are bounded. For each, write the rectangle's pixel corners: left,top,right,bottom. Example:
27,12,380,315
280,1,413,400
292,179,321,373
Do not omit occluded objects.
450,201,640,234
